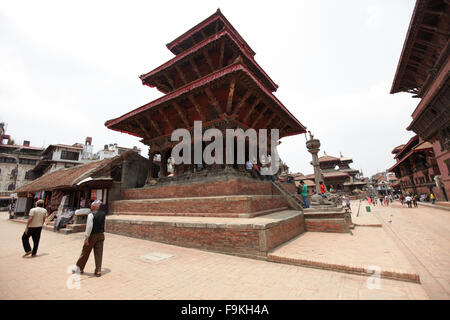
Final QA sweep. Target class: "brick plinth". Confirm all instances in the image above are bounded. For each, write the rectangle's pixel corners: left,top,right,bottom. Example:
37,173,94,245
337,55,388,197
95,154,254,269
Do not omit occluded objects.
105,211,305,258
110,195,289,217
304,212,353,233
122,178,294,199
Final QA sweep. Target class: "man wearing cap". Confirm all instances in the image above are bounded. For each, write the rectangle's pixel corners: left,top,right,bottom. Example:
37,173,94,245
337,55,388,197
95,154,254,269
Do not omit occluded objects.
22,199,47,257
74,199,105,277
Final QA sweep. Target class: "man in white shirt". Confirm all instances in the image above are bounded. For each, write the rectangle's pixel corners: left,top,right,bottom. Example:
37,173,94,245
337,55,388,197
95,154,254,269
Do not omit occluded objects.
405,195,412,208
74,199,105,277
22,199,47,257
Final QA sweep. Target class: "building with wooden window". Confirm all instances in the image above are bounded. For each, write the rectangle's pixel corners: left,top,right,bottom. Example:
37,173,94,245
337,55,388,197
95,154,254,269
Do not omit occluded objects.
0,123,44,209
388,135,442,199
390,0,449,200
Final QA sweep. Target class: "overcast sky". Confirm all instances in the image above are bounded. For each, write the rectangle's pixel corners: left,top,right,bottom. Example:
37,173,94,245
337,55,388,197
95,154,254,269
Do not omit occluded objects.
0,0,418,177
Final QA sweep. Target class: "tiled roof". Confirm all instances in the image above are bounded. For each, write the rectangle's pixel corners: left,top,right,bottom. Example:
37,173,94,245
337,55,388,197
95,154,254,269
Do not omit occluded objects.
318,155,341,163
15,151,144,193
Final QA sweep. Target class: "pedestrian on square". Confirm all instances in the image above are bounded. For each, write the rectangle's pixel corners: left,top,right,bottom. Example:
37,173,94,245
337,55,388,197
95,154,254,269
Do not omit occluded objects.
413,194,418,207
384,195,389,207
344,194,351,210
405,195,412,208
74,200,105,277
367,196,372,206
22,199,47,258
430,193,435,204
299,180,310,208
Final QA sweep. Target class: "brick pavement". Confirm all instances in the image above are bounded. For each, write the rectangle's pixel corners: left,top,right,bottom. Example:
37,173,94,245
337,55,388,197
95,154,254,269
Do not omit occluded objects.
268,208,419,282
374,201,450,299
0,211,428,300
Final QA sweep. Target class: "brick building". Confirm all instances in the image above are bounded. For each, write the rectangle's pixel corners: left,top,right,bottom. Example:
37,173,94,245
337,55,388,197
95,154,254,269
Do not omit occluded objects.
0,123,44,209
390,0,449,201
388,135,443,199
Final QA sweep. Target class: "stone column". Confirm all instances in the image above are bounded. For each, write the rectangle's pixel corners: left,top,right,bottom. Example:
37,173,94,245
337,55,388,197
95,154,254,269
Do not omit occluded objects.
306,132,333,206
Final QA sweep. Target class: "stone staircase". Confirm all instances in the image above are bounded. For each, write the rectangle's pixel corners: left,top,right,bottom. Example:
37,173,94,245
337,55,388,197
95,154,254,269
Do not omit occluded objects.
271,181,304,211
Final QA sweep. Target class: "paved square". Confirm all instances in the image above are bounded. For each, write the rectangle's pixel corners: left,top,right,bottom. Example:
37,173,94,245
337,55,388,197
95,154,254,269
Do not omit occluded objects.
0,208,438,300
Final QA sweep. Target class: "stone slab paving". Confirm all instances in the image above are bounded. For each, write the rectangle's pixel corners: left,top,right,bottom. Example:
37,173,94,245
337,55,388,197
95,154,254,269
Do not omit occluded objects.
374,201,450,300
268,222,419,282
0,212,427,300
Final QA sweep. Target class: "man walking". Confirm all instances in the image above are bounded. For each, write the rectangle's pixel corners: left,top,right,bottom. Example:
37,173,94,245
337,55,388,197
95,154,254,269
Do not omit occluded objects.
405,195,412,208
74,200,105,277
299,180,309,208
22,199,47,257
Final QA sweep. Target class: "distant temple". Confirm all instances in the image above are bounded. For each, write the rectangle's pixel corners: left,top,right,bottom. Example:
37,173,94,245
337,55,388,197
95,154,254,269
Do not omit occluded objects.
301,151,366,195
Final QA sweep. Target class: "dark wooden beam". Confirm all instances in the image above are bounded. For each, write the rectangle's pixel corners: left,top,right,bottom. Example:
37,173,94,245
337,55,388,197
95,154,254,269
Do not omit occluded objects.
159,108,174,131
415,39,444,50
175,65,188,85
226,77,236,114
189,57,202,78
201,29,207,40
261,112,277,130
251,105,270,128
173,101,190,127
162,72,175,90
203,49,215,72
152,78,171,93
219,39,225,68
419,24,450,37
267,115,280,130
136,117,152,138
232,90,252,115
144,113,162,136
242,98,261,123
204,88,223,114
188,95,206,122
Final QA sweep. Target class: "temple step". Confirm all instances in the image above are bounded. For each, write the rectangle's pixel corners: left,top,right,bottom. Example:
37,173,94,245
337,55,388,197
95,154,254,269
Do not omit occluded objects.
109,195,290,216
271,181,304,211
105,210,306,258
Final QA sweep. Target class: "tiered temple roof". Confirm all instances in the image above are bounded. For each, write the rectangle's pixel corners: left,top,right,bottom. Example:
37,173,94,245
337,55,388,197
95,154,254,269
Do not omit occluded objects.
105,9,306,157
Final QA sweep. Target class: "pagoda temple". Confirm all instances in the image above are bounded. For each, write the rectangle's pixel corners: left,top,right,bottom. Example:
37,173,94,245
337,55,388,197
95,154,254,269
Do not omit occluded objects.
302,151,366,195
103,10,311,258
105,9,306,180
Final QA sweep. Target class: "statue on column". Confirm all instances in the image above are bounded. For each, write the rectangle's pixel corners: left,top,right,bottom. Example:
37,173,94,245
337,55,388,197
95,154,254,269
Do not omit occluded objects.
305,131,336,207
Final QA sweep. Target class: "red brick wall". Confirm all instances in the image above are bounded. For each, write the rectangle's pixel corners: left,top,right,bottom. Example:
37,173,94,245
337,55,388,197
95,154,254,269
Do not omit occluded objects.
305,218,349,233
123,179,297,200
109,195,289,217
105,212,306,257
266,215,305,250
123,179,274,199
106,220,261,257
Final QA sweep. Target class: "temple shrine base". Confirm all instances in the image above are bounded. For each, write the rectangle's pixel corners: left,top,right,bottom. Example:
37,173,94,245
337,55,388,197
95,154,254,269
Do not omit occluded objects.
303,206,354,233
105,173,305,258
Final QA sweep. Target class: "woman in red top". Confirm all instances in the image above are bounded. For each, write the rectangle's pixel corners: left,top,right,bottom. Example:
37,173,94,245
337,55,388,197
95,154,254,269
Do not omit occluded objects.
320,182,327,197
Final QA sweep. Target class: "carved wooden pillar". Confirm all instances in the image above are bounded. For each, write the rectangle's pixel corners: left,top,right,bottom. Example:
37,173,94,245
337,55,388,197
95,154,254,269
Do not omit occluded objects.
160,150,168,177
146,151,155,183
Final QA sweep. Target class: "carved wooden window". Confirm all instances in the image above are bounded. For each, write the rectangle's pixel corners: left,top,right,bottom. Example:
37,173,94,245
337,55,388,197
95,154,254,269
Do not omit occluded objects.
438,126,449,152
